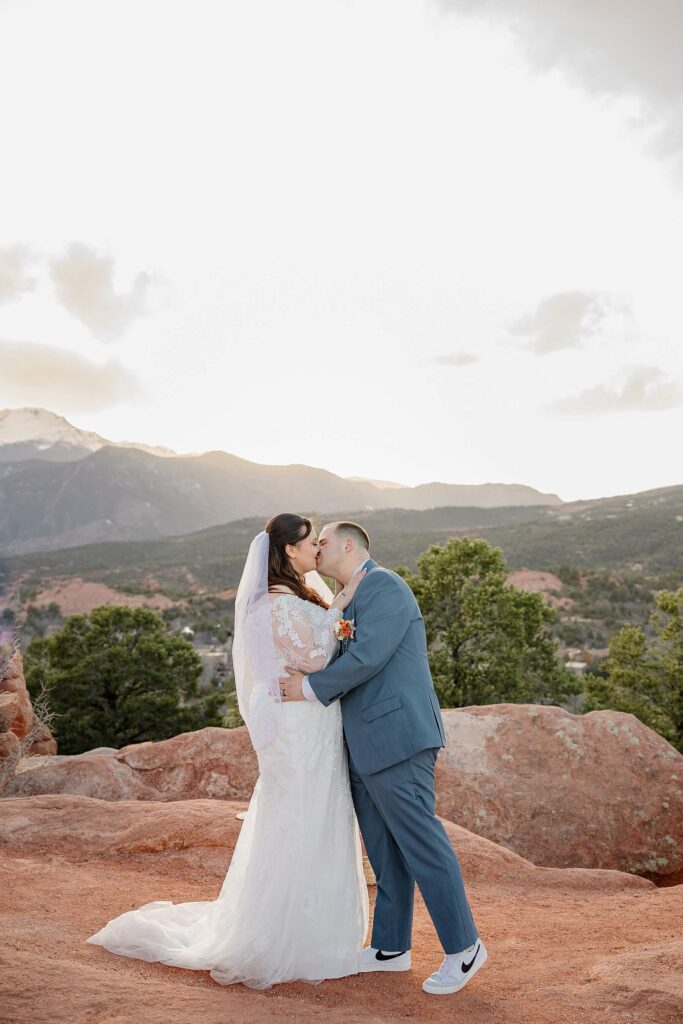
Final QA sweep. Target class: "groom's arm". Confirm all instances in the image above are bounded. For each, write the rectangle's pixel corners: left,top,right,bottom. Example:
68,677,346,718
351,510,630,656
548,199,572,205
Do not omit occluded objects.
306,573,413,707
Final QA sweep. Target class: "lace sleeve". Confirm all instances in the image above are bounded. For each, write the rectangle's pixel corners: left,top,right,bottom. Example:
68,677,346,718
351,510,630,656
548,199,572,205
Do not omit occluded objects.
270,596,342,674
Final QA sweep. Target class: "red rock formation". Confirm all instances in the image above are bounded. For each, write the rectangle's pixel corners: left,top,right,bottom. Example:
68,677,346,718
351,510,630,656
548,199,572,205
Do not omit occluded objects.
0,793,680,1024
5,725,257,802
0,721,21,761
5,703,682,883
435,704,683,883
0,651,57,764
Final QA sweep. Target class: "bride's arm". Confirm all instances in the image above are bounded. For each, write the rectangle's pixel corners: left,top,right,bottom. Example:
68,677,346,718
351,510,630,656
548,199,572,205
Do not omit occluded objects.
271,596,341,674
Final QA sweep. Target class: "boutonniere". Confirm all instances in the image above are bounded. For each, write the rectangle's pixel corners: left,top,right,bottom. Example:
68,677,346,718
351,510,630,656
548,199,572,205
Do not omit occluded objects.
334,618,355,651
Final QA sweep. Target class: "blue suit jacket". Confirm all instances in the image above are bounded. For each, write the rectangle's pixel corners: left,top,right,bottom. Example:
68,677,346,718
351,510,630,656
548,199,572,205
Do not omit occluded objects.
307,559,446,775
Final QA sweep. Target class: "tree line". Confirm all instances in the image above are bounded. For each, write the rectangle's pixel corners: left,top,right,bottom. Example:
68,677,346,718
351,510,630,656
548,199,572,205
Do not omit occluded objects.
23,537,682,754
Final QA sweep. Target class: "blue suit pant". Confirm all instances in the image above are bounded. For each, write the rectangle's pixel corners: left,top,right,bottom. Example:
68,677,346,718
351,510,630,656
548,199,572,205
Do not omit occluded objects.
348,745,479,954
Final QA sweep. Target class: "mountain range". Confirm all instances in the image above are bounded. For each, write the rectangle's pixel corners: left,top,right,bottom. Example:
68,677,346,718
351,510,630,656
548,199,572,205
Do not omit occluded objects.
2,485,680,603
0,407,562,555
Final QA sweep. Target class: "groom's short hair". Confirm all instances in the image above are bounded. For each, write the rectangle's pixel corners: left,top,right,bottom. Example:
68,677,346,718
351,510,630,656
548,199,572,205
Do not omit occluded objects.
329,520,370,553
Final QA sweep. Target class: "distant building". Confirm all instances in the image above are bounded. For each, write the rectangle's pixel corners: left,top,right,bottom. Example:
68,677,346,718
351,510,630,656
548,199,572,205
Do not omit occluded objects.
195,646,230,688
560,648,595,665
566,660,589,675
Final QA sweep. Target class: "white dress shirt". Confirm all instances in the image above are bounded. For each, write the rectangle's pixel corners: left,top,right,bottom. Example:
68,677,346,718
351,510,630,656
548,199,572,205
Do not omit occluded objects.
301,558,370,701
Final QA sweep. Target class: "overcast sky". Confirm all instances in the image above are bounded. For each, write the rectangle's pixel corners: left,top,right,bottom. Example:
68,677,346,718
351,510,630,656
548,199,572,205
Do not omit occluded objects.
1,0,682,501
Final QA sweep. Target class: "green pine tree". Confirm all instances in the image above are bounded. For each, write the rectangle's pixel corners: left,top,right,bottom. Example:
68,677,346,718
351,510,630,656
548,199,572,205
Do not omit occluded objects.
583,587,683,751
25,604,225,754
397,537,579,709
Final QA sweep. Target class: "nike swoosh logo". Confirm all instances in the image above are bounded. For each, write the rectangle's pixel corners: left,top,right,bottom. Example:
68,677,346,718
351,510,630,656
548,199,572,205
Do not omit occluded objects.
461,944,480,972
376,950,406,961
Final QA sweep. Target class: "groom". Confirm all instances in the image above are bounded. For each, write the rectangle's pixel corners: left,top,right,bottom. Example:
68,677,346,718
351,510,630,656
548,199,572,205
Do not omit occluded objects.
281,521,488,996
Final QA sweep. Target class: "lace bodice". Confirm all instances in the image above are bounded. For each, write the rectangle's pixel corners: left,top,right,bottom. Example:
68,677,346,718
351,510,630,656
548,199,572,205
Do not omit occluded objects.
269,594,342,676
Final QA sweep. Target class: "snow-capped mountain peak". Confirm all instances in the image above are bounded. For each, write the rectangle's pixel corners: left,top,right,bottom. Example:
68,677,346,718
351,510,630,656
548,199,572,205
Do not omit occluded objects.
0,407,177,462
0,407,109,450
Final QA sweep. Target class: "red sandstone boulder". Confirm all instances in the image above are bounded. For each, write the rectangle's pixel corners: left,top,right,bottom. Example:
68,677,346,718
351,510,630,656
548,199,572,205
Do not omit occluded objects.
436,704,683,882
6,702,682,884
0,726,21,761
27,723,58,755
0,651,57,767
5,725,258,802
0,653,35,738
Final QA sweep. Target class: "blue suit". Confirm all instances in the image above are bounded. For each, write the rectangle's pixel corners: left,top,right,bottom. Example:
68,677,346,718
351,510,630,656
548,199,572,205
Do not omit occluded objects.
307,559,479,954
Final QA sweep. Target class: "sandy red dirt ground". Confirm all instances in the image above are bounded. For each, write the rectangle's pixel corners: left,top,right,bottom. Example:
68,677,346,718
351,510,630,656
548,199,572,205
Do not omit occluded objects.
1,794,681,1024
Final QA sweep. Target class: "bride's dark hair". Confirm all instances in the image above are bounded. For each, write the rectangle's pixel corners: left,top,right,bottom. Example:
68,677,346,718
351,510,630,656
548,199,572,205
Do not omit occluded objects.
265,513,329,608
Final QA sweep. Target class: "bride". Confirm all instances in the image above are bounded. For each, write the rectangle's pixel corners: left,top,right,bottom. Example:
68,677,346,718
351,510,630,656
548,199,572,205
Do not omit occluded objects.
86,513,369,988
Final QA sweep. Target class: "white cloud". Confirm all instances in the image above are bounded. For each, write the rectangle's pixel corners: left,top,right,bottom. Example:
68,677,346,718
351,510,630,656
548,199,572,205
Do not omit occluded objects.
49,243,155,341
0,338,139,412
510,291,611,354
549,365,683,415
437,0,683,165
432,351,480,366
0,245,36,304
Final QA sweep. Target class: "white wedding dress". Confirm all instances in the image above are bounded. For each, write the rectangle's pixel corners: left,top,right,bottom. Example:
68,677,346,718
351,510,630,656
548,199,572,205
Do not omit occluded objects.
86,594,369,988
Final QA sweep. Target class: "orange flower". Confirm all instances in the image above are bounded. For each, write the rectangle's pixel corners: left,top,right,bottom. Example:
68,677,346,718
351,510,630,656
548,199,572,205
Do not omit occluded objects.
334,618,355,642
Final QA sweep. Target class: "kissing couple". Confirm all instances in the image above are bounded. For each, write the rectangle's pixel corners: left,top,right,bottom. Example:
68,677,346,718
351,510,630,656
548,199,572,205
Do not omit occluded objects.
87,514,488,996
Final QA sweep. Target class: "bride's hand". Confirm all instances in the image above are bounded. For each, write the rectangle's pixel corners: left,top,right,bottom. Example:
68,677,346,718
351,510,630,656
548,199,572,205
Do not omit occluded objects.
331,569,366,611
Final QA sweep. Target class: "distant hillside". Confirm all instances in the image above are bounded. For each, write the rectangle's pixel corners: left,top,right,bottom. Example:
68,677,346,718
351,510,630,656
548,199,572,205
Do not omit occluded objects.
1,485,680,602
0,407,562,555
369,481,564,511
0,446,375,555
472,485,683,575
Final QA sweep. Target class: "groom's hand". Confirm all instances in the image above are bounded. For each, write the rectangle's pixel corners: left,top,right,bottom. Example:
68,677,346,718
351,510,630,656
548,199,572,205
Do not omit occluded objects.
280,668,305,701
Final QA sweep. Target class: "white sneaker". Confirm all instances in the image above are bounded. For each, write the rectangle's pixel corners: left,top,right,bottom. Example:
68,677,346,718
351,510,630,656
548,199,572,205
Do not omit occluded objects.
422,939,488,995
359,946,411,973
